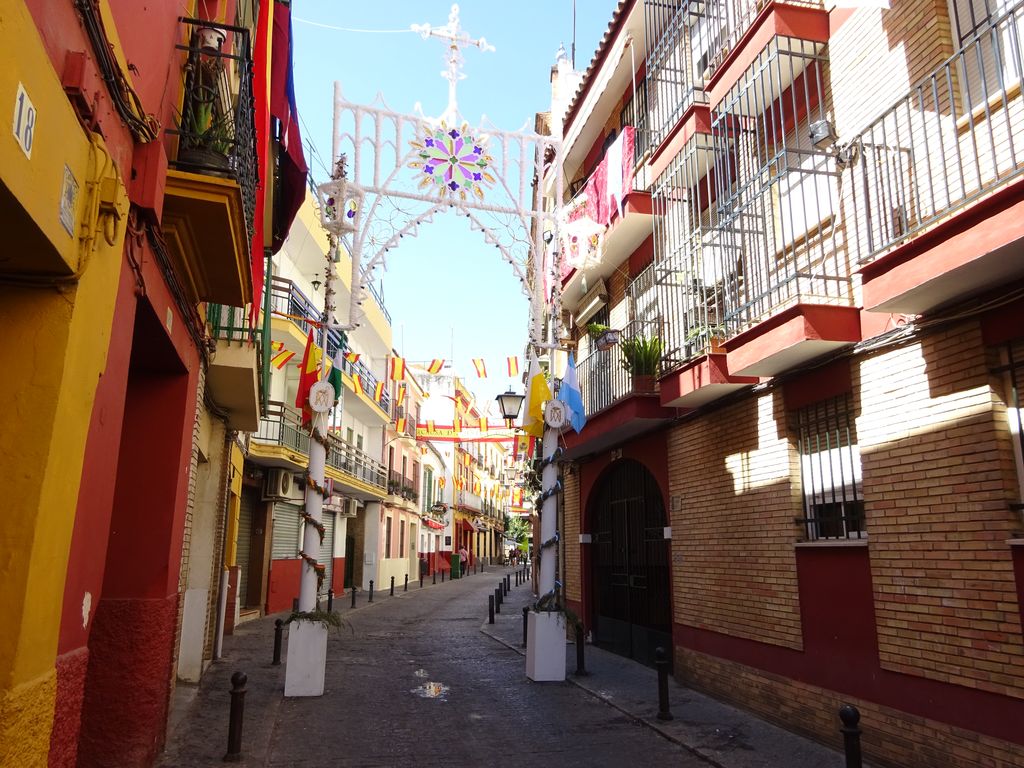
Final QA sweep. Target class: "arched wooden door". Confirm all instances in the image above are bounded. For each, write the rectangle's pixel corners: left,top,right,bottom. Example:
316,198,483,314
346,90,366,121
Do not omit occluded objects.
589,460,672,667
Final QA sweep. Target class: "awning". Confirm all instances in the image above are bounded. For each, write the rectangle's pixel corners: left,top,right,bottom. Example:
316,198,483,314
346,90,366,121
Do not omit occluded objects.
459,519,474,533
423,518,444,530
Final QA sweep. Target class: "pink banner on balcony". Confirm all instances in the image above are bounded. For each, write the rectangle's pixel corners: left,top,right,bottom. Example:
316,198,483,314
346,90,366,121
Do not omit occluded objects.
585,126,636,227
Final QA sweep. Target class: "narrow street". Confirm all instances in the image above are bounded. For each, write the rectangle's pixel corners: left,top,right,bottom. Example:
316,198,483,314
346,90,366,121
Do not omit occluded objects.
161,568,708,767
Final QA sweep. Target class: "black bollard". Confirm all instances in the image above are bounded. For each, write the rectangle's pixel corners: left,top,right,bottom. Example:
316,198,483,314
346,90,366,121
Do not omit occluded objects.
404,574,409,592
494,587,502,614
441,569,445,583
390,576,395,596
327,588,334,613
480,560,484,573
574,623,588,676
420,572,424,589
369,580,374,603
432,569,437,585
350,586,357,608
839,704,863,768
522,606,529,648
223,671,247,762
505,575,510,595
272,619,283,666
488,594,495,624
655,647,673,721
515,571,519,587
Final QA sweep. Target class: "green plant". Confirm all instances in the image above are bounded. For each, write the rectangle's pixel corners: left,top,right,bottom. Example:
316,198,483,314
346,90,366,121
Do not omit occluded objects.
620,335,664,376
181,99,234,155
586,322,611,338
685,323,726,347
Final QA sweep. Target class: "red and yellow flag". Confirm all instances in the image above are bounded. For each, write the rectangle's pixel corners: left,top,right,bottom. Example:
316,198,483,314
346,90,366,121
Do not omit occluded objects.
390,357,406,381
427,359,444,374
472,358,487,378
438,476,446,489
294,329,321,428
506,356,519,377
344,351,360,364
396,416,407,434
397,384,407,408
352,374,364,396
373,381,385,402
426,419,435,432
479,417,488,434
270,341,295,370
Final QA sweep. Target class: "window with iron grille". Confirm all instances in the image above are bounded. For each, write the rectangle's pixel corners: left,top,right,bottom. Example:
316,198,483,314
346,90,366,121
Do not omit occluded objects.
385,516,393,558
619,77,648,164
795,393,865,541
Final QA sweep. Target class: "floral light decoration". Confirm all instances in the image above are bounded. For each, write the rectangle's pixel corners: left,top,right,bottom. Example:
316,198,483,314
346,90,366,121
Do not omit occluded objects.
409,122,495,200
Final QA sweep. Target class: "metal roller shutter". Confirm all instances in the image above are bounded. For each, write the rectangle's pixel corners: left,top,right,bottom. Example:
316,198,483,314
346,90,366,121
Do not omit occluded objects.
319,511,336,595
236,490,255,607
272,503,302,560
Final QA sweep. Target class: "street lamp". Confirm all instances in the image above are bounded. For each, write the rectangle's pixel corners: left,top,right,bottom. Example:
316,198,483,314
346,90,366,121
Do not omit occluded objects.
495,388,525,421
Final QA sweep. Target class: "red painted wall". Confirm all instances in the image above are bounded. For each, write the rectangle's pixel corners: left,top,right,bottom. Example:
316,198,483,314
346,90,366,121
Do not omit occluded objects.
673,546,1024,746
332,557,346,594
267,559,302,614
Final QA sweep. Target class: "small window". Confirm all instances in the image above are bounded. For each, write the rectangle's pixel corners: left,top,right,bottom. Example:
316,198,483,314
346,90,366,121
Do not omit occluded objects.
385,516,393,558
399,520,406,557
795,393,865,541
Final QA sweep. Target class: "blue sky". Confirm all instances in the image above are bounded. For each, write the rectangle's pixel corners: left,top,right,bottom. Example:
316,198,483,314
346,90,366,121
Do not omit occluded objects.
291,1,618,402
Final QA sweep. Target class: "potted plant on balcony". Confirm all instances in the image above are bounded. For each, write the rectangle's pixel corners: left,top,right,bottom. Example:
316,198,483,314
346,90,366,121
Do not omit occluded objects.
587,322,621,352
620,335,664,392
178,97,234,171
685,322,727,355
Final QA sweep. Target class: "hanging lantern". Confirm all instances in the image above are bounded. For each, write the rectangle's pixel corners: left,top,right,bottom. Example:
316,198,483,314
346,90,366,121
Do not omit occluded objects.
317,177,364,235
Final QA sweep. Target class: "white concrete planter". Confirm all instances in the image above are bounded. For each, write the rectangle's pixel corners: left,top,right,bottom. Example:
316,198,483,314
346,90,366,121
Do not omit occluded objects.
284,619,328,697
525,610,567,682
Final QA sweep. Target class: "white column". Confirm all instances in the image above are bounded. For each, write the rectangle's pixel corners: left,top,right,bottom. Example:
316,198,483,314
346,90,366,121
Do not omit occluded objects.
526,423,566,681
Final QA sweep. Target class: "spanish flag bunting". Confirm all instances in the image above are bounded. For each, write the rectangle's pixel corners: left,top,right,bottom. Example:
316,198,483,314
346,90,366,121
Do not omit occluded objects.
507,356,519,377
344,351,360,364
390,357,406,381
270,341,295,370
463,452,471,467
427,358,445,374
472,358,487,378
397,384,407,407
455,478,464,491
396,416,407,433
352,373,364,396
438,475,446,488
479,417,488,433
373,381,385,402
473,479,481,495
294,329,321,428
427,419,435,432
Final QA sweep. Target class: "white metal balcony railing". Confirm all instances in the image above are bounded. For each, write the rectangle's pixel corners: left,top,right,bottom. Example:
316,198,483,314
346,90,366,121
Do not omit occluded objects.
848,0,1024,264
253,401,387,490
576,318,662,417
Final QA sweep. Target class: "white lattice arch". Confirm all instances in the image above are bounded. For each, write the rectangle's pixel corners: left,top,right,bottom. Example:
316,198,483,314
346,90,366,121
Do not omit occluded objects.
318,83,564,348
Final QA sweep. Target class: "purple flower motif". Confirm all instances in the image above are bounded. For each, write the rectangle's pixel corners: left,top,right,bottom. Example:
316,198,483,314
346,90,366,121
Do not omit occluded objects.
346,208,356,219
327,197,336,206
424,165,435,174
473,145,482,155
448,129,460,139
448,180,460,191
473,172,482,181
425,138,434,147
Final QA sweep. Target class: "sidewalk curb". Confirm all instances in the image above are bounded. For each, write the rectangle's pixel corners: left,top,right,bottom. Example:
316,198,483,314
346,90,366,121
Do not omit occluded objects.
479,623,727,768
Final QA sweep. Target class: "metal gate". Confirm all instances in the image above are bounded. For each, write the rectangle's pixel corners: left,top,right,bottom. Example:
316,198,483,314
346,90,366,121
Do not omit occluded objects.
319,510,335,596
590,459,672,667
236,490,255,608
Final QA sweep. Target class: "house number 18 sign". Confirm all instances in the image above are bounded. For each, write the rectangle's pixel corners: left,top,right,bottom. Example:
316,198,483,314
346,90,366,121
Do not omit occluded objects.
12,83,37,159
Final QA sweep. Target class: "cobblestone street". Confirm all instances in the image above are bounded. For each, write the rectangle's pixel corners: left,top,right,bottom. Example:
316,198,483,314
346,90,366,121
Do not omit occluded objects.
161,567,851,768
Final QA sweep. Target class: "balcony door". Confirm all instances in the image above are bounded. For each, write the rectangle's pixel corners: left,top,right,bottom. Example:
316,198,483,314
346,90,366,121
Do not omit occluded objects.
589,459,672,668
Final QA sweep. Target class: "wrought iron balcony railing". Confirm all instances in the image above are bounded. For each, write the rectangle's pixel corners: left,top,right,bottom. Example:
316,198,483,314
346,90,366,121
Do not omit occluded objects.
577,319,662,416
253,401,387,491
207,303,267,414
848,0,1024,264
269,276,391,415
387,470,420,503
170,18,258,238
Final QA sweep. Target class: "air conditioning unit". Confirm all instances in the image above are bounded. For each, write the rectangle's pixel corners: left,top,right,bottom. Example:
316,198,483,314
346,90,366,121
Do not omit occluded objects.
574,278,609,327
341,498,359,518
264,469,300,501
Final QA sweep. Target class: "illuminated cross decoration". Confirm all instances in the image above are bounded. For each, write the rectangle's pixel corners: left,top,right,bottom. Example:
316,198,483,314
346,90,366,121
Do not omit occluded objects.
411,3,495,124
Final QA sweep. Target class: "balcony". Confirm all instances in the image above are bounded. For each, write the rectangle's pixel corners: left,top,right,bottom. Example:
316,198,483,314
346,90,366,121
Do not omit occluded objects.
251,401,387,496
268,276,391,417
162,18,257,307
561,319,676,460
387,470,419,505
206,304,262,431
853,2,1024,313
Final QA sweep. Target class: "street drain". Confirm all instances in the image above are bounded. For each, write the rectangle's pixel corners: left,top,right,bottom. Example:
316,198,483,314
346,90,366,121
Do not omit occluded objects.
411,681,449,699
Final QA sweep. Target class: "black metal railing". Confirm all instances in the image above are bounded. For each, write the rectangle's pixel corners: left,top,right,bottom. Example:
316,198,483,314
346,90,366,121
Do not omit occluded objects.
268,276,390,415
848,1,1024,264
171,18,258,238
387,470,420,503
577,319,662,416
253,401,387,490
